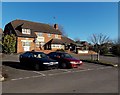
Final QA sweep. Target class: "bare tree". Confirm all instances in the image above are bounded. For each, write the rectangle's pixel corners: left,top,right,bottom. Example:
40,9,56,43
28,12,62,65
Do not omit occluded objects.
58,25,68,37
90,33,110,45
90,33,110,61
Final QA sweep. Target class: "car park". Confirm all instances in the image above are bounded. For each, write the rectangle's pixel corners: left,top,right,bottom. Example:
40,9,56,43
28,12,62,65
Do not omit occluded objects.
47,52,83,69
19,51,58,70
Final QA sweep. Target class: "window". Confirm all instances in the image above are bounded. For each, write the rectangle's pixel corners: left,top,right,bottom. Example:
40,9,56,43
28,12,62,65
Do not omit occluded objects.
35,41,45,47
51,44,62,49
36,42,40,47
33,53,47,58
48,33,51,37
37,33,43,37
22,29,31,34
22,42,30,46
27,53,33,58
55,34,58,38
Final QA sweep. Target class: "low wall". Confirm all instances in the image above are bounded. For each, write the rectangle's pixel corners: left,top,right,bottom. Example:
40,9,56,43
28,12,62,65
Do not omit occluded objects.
78,50,89,54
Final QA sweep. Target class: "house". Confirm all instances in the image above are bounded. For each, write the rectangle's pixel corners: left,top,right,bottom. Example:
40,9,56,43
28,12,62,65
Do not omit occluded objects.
75,41,90,54
3,19,64,53
0,28,3,53
61,36,76,51
0,28,2,40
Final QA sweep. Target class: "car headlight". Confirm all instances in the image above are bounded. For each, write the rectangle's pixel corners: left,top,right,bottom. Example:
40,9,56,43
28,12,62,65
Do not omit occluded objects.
50,62,58,64
43,62,50,65
80,61,82,63
70,61,76,64
54,62,58,64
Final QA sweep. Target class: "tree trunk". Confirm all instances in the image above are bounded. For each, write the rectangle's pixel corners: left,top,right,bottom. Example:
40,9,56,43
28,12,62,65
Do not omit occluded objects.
97,50,100,61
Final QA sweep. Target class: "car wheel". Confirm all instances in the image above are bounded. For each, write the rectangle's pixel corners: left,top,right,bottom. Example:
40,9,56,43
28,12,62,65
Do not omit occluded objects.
61,63,67,69
20,60,25,66
56,65,59,69
20,59,23,64
34,64,40,71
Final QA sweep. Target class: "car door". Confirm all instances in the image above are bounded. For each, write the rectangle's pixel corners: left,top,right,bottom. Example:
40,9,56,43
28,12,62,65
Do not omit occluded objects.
22,52,30,63
27,53,34,64
48,52,56,59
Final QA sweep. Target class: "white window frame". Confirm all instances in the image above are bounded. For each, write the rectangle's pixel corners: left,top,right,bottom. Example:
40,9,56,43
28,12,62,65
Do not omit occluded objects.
55,34,58,38
48,33,51,37
22,29,31,34
35,41,45,47
51,44,62,49
37,33,43,37
22,42,30,47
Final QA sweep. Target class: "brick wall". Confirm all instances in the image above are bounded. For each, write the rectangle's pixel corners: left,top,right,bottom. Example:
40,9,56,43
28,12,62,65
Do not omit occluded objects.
35,32,61,43
17,37,35,53
17,33,62,53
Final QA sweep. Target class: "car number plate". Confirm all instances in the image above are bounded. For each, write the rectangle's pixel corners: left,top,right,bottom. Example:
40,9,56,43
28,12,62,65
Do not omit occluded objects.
50,62,54,65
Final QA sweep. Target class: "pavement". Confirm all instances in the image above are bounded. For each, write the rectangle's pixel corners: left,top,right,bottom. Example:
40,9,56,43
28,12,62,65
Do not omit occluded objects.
1,53,119,93
70,53,119,65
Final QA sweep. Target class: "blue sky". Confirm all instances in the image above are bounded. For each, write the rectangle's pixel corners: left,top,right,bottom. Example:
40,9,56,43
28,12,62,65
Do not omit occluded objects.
2,2,118,42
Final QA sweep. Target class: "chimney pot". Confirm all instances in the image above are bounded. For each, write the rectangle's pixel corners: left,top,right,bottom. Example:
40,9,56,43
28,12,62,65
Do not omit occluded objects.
54,24,58,30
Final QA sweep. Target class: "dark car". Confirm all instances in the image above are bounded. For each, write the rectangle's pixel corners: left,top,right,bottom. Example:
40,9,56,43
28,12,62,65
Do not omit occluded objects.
19,51,58,70
47,52,83,69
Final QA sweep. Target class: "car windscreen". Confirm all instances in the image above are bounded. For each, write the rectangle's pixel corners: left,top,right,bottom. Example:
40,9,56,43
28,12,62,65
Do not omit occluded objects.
33,53,47,58
61,53,73,58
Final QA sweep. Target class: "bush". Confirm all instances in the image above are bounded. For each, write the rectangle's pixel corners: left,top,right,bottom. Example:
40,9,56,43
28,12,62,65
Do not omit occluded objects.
100,46,109,55
111,44,120,56
2,34,16,54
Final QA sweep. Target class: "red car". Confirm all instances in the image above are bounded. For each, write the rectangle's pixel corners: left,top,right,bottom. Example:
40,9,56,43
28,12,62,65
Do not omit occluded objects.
47,52,83,69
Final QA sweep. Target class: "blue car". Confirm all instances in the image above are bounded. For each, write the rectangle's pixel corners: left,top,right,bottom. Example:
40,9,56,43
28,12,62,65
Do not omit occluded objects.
19,51,59,70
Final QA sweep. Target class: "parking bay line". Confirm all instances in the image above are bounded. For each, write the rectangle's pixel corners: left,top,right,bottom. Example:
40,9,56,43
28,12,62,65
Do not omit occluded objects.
11,75,44,81
32,71,46,76
48,67,113,76
10,66,113,81
10,71,46,81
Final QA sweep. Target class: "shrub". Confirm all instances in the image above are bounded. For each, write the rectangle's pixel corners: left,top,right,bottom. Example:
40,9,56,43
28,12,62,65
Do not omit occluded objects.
2,34,16,54
111,44,120,56
100,46,109,55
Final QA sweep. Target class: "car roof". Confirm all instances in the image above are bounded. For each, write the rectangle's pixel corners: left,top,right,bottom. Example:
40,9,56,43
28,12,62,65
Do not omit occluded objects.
49,52,68,54
24,51,45,54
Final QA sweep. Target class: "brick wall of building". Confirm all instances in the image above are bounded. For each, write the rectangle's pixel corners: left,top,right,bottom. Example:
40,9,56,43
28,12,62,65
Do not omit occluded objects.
17,37,35,53
35,32,61,43
35,32,62,50
17,32,62,53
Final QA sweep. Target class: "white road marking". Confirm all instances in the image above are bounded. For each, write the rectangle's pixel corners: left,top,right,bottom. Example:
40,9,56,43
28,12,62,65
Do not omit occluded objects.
59,69,71,72
33,71,46,76
10,66,114,81
48,67,113,76
11,75,44,81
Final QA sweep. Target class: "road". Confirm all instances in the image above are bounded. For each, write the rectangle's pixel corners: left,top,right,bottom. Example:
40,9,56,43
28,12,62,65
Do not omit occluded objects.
2,54,118,93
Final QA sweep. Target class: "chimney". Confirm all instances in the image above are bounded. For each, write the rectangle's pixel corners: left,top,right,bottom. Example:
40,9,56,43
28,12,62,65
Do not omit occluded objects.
54,24,58,30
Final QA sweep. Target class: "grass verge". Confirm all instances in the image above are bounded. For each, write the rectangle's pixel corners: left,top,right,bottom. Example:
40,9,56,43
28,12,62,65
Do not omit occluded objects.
81,59,118,67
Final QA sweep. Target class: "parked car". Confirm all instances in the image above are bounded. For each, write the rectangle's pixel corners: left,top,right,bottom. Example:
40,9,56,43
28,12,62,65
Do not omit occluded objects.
47,52,83,69
19,51,59,70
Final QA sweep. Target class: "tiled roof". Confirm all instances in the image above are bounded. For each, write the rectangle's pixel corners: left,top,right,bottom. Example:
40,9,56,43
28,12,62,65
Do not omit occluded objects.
11,19,62,35
61,36,75,44
0,28,3,34
45,39,64,44
51,39,64,44
15,30,37,38
0,28,3,40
